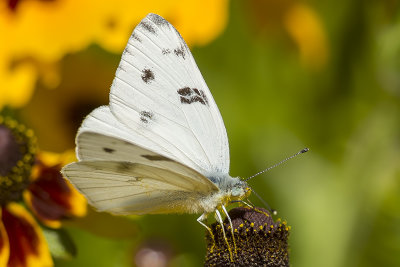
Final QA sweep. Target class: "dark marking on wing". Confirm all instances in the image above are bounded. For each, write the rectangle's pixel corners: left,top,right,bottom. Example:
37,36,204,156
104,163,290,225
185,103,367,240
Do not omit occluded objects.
180,97,191,104
141,68,154,83
123,46,134,56
103,147,115,153
162,48,171,55
174,44,186,59
139,111,153,123
193,88,201,96
148,14,169,26
118,162,133,172
177,87,208,106
139,21,156,34
128,177,142,183
177,87,191,96
141,155,173,161
131,32,141,42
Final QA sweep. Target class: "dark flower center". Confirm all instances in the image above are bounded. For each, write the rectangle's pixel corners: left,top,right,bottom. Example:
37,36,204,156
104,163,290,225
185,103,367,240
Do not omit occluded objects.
0,116,37,205
205,207,290,266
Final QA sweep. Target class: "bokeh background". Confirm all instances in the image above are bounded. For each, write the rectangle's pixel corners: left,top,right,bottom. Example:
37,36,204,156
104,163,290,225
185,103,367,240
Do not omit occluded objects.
1,0,400,266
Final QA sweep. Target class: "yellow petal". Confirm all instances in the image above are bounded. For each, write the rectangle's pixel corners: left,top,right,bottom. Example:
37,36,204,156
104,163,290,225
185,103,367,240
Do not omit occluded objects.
37,150,77,169
2,203,53,267
0,61,37,108
284,3,329,70
0,210,10,267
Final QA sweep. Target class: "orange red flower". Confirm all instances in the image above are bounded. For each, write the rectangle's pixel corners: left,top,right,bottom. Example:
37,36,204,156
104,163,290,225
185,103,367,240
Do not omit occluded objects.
0,115,86,267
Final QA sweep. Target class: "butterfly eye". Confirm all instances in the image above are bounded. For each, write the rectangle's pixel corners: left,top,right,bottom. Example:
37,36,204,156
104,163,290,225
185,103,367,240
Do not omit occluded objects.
231,185,245,197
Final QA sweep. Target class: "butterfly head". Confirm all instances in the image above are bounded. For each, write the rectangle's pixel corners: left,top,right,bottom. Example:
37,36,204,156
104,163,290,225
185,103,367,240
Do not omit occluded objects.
209,174,250,202
230,179,251,199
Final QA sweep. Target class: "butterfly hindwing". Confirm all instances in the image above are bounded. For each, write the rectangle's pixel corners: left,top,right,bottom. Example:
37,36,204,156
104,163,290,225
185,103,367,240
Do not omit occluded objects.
109,13,230,175
62,160,218,215
74,129,218,193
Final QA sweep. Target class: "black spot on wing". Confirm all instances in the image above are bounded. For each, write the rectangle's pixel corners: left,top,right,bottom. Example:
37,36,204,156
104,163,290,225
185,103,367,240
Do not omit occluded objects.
141,68,154,83
162,48,171,55
191,96,206,105
177,87,209,106
139,21,156,34
177,87,191,96
118,162,133,172
180,97,191,104
123,46,134,56
141,155,173,161
139,111,153,123
193,88,201,96
131,32,141,42
174,44,186,59
103,147,115,153
147,14,169,26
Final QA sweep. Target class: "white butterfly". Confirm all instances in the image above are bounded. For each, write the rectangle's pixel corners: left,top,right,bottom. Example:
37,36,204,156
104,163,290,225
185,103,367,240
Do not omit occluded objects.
62,13,251,255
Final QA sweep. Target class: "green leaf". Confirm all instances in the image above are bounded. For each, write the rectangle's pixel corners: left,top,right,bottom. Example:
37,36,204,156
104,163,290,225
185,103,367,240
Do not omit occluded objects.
42,227,77,260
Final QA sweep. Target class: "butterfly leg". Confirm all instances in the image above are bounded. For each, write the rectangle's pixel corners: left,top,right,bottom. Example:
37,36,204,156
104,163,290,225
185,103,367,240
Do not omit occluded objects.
197,213,215,252
221,204,237,254
230,199,254,209
215,209,233,262
241,199,277,216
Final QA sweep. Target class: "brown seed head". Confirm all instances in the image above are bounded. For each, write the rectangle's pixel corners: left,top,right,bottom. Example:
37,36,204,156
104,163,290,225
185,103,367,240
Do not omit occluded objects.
205,207,290,267
0,116,37,205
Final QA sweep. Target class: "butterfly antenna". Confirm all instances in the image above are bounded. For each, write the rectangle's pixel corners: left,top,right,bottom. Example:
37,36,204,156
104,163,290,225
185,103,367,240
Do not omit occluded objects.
245,148,309,182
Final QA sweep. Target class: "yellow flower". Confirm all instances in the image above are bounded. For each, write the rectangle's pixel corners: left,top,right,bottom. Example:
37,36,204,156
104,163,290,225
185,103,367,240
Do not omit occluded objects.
0,114,86,267
284,3,329,70
245,0,329,70
0,0,229,109
24,151,87,229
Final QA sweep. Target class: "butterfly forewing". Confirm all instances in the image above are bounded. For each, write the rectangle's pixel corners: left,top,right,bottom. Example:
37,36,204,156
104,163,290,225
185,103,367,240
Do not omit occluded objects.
109,13,229,175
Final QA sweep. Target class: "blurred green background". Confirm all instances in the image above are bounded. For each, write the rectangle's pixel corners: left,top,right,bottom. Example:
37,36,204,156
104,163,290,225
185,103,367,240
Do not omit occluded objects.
2,0,400,266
